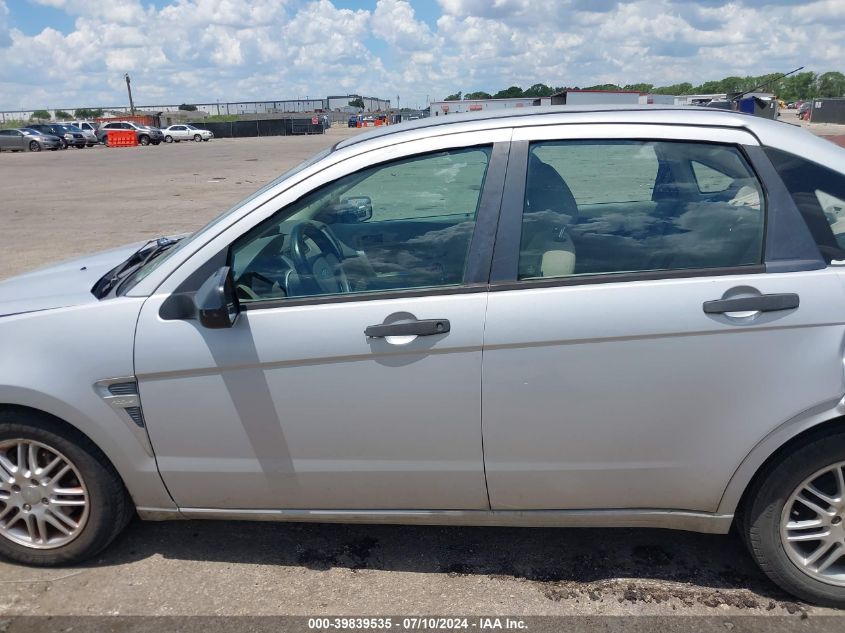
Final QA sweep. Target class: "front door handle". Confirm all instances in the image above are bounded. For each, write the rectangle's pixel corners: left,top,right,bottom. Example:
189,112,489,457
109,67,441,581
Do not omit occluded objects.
703,293,799,314
365,319,450,338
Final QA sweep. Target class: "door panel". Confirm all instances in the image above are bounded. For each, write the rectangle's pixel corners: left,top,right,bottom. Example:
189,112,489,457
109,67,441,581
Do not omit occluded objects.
136,292,488,509
482,270,845,511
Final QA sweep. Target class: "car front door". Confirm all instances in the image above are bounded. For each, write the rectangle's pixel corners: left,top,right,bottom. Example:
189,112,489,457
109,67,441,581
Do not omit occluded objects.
134,133,508,511
481,125,845,513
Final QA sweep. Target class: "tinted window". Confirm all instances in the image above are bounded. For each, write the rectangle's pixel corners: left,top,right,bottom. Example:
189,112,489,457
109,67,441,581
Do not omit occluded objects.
518,140,764,279
765,147,845,260
231,147,491,302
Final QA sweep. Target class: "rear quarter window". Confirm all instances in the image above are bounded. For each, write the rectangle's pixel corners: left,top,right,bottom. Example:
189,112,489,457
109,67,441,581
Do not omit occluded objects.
765,147,845,260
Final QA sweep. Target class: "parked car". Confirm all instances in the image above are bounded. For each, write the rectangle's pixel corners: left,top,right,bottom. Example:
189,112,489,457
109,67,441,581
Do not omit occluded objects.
60,122,98,147
5,106,845,607
798,101,813,121
96,121,164,146
348,115,360,127
27,124,86,149
161,124,214,143
0,128,62,152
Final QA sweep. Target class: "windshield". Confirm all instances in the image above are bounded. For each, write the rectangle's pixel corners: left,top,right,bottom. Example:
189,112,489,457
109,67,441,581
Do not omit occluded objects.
117,147,333,294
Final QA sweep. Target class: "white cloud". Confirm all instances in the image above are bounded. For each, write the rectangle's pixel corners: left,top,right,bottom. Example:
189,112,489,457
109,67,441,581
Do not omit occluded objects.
0,0,843,111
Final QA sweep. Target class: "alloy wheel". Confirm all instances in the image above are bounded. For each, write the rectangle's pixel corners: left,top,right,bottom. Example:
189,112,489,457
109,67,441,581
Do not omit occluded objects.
29,141,40,152
0,439,89,549
781,461,845,586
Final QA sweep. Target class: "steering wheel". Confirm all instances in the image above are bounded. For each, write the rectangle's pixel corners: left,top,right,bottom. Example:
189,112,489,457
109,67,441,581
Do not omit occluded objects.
289,220,351,295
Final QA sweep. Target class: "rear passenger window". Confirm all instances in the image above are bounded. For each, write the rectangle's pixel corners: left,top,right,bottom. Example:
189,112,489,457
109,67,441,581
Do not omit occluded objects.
765,148,845,260
518,140,764,279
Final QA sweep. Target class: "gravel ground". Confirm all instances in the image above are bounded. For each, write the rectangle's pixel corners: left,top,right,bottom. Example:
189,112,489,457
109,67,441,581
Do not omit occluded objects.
1,121,844,623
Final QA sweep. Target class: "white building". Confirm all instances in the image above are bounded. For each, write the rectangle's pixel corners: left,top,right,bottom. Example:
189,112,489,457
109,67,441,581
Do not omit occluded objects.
429,96,550,117
550,90,641,106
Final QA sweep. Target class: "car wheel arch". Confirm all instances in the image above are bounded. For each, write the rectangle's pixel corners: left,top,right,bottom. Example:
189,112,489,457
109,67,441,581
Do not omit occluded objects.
721,405,845,519
0,401,132,497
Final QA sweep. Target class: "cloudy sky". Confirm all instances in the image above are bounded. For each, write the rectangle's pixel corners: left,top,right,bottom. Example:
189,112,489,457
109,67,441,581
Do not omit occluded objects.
0,0,842,111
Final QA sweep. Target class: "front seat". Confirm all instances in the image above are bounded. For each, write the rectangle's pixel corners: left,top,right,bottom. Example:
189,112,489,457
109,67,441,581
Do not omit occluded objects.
519,154,579,278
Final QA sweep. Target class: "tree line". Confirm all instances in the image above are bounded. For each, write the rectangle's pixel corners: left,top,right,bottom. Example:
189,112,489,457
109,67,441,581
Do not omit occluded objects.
444,71,845,103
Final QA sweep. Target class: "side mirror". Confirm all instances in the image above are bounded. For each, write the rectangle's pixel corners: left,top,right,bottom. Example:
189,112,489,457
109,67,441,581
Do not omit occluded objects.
194,266,239,329
339,196,373,222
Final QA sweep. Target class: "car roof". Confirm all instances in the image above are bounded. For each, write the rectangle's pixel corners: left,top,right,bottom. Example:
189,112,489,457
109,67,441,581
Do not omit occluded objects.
332,104,844,174
336,104,777,148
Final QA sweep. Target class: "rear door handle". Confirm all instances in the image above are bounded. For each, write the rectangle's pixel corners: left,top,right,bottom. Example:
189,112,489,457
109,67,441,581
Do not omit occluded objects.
365,319,450,338
703,293,799,314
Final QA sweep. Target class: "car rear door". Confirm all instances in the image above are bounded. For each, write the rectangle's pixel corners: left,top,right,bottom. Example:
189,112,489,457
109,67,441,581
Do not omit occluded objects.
481,124,845,513
134,130,510,511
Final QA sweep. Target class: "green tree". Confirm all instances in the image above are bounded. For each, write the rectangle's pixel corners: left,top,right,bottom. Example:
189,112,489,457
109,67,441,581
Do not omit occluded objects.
623,83,654,93
582,83,621,91
348,97,365,109
523,83,554,97
444,91,462,101
781,72,816,101
178,103,198,111
492,86,524,98
30,110,51,121
464,91,492,100
73,108,103,118
653,82,693,95
55,110,71,120
817,72,845,98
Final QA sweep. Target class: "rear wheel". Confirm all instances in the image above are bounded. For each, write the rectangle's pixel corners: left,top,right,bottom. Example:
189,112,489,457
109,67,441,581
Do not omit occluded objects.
745,432,845,607
0,410,133,566
164,135,173,143
28,141,40,152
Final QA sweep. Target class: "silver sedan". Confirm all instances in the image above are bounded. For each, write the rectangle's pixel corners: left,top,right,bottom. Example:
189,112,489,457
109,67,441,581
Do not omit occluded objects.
2,106,845,608
161,124,214,143
0,128,62,152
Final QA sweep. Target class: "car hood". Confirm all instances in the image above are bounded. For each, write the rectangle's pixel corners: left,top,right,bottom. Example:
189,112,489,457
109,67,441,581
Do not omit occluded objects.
0,240,149,317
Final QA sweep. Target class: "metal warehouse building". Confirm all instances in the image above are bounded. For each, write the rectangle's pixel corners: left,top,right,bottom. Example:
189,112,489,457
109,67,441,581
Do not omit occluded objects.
0,94,391,123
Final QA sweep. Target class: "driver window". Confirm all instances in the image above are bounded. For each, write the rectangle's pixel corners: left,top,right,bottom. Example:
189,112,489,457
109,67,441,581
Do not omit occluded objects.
230,146,492,303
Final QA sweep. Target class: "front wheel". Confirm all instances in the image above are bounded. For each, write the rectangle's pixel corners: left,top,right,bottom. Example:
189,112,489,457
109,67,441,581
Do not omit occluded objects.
745,432,845,607
138,135,150,146
0,410,133,566
193,134,202,142
29,141,40,152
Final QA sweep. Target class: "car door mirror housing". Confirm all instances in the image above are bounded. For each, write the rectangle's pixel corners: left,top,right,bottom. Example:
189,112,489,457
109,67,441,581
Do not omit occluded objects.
339,196,373,222
194,266,239,328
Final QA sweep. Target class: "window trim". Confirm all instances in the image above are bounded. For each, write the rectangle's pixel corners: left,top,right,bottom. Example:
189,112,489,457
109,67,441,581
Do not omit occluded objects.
490,137,780,287
226,141,510,311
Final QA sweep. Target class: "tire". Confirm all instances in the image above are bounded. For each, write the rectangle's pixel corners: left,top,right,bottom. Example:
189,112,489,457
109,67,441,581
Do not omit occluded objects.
193,134,202,142
164,135,173,143
0,409,133,566
139,135,150,146
744,431,845,607
29,141,40,152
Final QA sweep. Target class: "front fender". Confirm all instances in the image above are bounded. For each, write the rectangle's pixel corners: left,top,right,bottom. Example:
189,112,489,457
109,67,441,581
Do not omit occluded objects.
0,299,175,510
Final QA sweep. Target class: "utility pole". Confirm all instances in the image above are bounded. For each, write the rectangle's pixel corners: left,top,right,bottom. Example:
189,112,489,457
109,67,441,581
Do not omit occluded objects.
125,73,135,115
